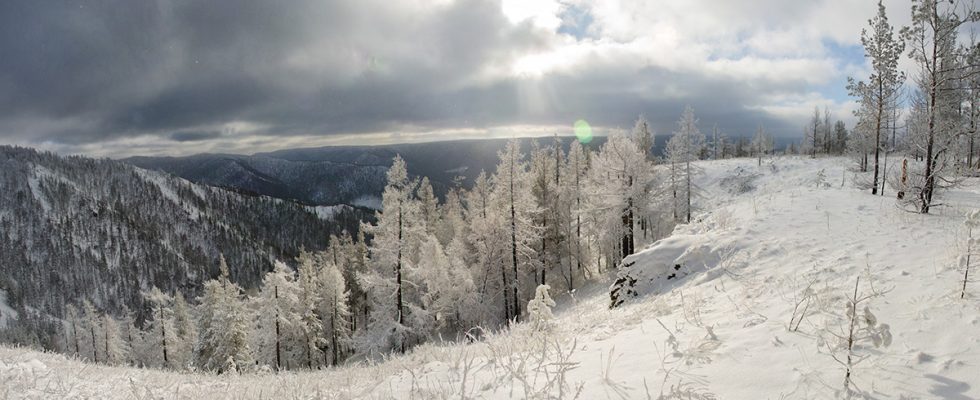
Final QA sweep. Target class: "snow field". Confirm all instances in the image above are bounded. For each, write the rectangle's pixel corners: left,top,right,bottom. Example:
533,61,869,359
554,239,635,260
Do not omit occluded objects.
2,156,979,399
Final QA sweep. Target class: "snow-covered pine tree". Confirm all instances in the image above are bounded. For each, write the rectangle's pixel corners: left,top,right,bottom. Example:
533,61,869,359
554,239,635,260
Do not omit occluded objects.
417,177,440,237
464,170,511,324
62,304,81,358
117,305,139,365
805,106,822,158
491,140,541,322
317,254,351,365
295,250,326,369
255,261,304,371
848,0,905,195
80,299,102,363
416,236,477,335
561,140,591,291
834,120,849,155
195,254,254,373
751,125,772,167
666,105,705,223
141,287,177,368
591,132,655,263
171,291,196,368
101,314,130,366
358,155,426,355
530,140,564,287
435,182,467,247
633,114,654,160
900,0,978,213
328,232,368,335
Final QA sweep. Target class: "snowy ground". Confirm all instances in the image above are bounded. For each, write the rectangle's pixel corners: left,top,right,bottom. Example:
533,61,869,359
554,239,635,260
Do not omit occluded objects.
3,156,979,399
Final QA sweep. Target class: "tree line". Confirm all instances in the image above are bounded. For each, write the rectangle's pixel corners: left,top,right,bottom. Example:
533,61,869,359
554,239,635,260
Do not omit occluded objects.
52,106,755,371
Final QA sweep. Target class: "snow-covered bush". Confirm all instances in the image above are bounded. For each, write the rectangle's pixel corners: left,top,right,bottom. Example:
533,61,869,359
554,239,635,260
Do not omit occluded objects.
527,285,555,331
818,276,892,396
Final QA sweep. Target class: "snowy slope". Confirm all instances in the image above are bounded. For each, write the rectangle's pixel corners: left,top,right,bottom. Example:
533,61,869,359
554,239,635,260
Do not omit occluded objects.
2,156,978,399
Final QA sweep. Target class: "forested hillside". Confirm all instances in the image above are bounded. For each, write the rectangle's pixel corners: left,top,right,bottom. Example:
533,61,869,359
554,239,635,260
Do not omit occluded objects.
0,146,367,346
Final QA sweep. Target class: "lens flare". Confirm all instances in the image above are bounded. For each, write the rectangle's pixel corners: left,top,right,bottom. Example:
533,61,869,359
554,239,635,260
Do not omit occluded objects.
574,119,592,144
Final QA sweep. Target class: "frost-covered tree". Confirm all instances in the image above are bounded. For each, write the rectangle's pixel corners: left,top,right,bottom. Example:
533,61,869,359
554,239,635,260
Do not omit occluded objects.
317,255,351,366
591,132,656,263
750,125,773,166
633,114,654,160
141,287,177,368
328,232,368,335
901,0,979,213
117,305,139,365
666,106,705,223
492,140,541,321
417,177,440,237
63,304,81,358
804,106,823,158
416,236,477,334
170,292,196,368
464,170,511,323
530,139,564,287
254,261,303,370
101,314,129,366
561,140,591,290
294,251,326,369
80,300,102,363
849,0,905,195
358,155,426,354
195,254,254,373
833,120,849,155
963,37,980,170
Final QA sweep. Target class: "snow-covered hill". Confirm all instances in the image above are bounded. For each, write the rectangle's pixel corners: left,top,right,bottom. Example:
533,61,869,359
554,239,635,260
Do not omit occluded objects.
3,156,978,399
0,146,368,341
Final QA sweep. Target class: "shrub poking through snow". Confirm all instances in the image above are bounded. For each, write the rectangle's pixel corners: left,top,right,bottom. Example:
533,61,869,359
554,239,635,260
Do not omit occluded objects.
814,169,828,188
960,210,980,299
819,276,892,397
527,285,555,331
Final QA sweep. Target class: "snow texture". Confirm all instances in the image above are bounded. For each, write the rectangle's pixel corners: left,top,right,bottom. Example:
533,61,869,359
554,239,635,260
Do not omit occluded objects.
3,156,980,399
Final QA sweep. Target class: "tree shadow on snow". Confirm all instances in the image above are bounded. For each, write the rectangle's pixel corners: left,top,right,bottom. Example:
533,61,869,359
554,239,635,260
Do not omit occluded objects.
924,374,972,400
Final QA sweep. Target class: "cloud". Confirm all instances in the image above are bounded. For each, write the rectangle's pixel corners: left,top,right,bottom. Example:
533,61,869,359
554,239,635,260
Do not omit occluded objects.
0,0,926,156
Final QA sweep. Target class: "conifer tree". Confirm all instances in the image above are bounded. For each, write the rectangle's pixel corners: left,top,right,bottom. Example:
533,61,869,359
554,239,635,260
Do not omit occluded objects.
195,254,254,373
848,0,905,195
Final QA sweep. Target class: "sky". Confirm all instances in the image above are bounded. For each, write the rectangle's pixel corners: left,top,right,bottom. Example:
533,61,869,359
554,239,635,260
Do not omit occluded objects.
0,0,936,157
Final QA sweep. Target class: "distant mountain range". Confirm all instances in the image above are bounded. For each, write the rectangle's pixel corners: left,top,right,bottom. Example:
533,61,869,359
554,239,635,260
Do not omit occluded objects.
123,134,796,209
0,146,369,338
124,137,610,208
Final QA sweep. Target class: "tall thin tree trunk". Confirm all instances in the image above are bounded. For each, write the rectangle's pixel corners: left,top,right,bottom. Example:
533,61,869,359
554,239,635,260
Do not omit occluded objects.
686,159,692,223
90,323,98,363
843,277,860,392
72,320,79,356
104,316,109,363
510,152,520,321
275,285,281,371
396,200,405,352
964,227,973,299
872,80,883,195
160,308,168,367
921,1,939,214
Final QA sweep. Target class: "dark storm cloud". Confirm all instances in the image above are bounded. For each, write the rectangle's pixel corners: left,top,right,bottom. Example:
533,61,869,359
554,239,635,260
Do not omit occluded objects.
0,0,827,155
0,0,553,146
168,130,223,142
